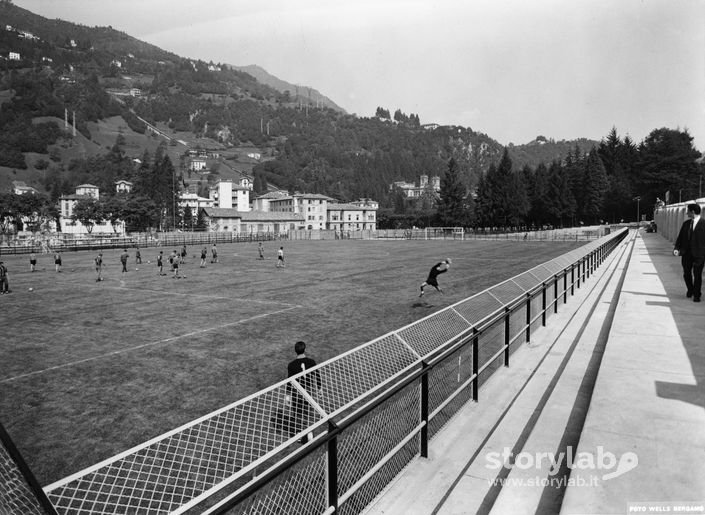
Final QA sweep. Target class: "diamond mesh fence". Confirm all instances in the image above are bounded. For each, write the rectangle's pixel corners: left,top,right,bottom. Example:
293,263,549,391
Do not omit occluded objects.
36,229,627,515
0,431,46,515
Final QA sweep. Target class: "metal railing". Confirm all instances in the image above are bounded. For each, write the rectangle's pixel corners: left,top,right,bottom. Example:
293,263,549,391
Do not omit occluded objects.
0,421,55,515
41,228,628,515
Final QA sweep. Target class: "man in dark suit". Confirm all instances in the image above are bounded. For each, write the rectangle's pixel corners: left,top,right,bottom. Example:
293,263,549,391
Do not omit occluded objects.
674,203,705,302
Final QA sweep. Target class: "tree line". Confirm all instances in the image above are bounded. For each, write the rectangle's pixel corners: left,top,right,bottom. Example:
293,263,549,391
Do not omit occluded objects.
429,127,702,231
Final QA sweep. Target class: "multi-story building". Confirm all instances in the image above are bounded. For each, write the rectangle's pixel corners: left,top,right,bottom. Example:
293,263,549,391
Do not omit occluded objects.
390,175,440,198
59,185,122,234
200,184,378,234
327,199,378,231
268,193,334,230
207,179,251,211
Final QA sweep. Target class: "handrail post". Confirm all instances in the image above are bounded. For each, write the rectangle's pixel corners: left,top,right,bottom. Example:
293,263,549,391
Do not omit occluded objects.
420,361,429,458
525,292,531,343
472,328,479,402
587,253,591,278
504,307,510,366
554,274,559,313
327,420,339,512
541,282,547,326
571,265,575,296
563,269,568,303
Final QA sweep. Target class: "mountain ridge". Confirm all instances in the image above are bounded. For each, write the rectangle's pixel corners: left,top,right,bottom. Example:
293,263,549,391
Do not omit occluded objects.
229,64,346,114
0,0,600,206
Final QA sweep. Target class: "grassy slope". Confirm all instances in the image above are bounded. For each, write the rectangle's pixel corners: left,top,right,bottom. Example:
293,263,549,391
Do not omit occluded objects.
0,239,582,484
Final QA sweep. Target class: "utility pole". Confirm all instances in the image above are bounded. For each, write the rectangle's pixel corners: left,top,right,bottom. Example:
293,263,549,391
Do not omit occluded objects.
172,168,176,231
633,196,641,224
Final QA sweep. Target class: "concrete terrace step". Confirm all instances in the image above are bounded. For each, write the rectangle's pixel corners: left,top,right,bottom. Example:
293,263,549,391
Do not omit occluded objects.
560,232,705,515
363,232,635,515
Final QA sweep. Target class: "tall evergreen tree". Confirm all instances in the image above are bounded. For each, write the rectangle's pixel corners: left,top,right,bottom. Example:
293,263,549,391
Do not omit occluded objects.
580,150,609,224
529,163,550,227
490,148,519,227
474,167,494,228
436,158,468,226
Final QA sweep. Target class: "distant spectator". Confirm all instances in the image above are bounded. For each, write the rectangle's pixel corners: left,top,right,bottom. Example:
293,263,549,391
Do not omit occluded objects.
0,261,9,294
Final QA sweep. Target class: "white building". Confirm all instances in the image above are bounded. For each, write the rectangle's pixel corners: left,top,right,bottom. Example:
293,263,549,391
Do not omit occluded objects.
179,192,214,212
202,185,378,233
267,193,333,231
208,179,251,211
251,191,289,212
59,185,123,234
8,52,20,61
201,208,303,234
115,180,133,194
390,174,441,198
327,199,378,231
189,158,207,172
75,184,99,199
12,181,39,195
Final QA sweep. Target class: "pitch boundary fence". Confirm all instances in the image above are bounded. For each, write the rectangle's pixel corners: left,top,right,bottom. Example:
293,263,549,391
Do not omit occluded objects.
0,226,608,255
11,228,628,514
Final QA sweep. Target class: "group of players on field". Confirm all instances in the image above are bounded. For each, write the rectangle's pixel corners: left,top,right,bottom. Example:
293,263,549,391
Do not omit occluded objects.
2,244,451,297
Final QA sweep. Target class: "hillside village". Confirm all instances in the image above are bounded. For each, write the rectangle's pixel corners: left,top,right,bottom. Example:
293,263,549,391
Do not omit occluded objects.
1,0,701,241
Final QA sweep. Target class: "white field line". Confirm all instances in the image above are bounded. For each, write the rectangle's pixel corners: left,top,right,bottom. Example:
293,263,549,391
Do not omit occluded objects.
1,304,301,384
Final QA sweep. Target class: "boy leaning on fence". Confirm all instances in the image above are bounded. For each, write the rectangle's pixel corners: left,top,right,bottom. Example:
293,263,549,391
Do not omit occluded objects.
286,341,321,444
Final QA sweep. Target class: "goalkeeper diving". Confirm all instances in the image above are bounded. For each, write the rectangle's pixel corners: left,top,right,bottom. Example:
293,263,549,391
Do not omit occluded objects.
419,258,452,297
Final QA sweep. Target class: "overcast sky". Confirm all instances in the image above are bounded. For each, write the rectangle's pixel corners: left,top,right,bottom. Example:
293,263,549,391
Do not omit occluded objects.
14,0,705,150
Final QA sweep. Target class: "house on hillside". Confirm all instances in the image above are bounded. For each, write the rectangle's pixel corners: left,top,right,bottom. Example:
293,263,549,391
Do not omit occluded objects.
75,184,99,199
179,192,213,214
12,181,39,195
8,52,20,61
189,158,207,172
115,180,133,194
389,175,440,198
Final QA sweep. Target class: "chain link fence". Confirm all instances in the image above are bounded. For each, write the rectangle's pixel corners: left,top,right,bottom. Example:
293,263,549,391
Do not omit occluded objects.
17,228,628,514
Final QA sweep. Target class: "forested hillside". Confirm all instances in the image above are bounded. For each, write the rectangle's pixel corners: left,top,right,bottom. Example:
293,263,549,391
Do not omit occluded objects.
1,0,701,233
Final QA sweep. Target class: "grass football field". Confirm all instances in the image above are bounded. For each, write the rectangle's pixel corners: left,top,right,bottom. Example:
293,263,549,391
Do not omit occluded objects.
0,238,582,485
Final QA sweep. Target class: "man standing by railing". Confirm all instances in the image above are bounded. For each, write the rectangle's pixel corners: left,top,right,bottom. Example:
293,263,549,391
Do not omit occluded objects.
674,203,705,302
